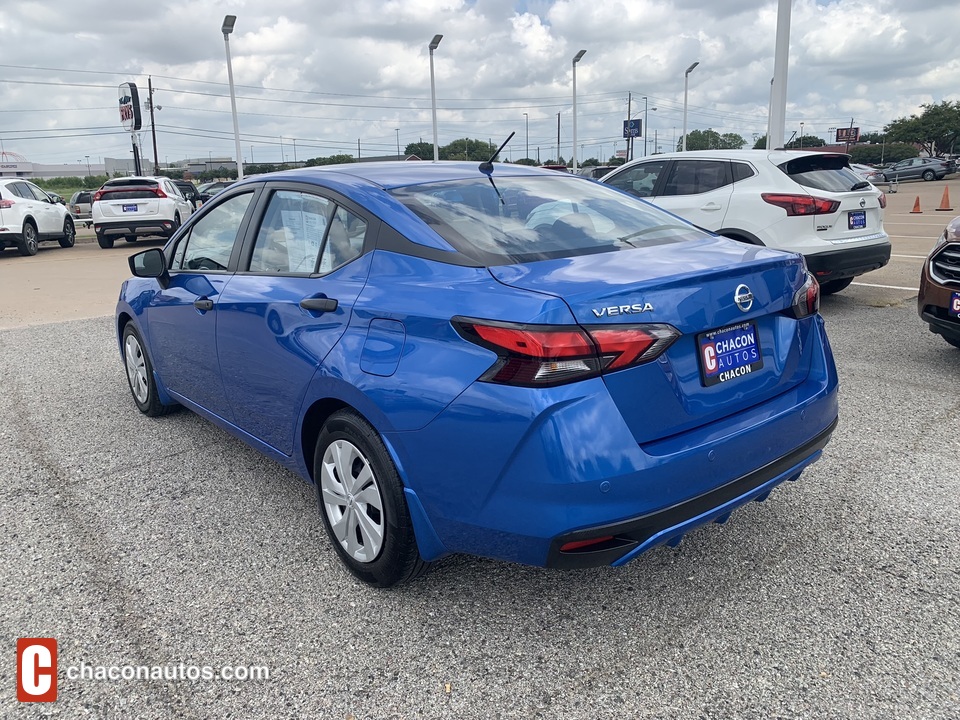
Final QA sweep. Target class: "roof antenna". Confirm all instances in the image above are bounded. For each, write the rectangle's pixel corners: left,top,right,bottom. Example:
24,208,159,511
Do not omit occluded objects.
479,131,516,174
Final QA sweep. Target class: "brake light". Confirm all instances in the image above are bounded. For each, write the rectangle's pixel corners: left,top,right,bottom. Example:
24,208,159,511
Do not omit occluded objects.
93,190,103,202
787,272,820,319
454,318,679,387
0,198,15,209
878,192,886,209
761,193,840,216
153,186,168,199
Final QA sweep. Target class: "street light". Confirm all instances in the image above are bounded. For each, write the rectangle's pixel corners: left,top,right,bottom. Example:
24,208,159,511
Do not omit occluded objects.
641,98,657,157
522,112,529,161
395,128,401,159
571,49,586,171
221,15,244,180
799,121,804,149
682,60,699,152
428,34,443,162
84,155,90,178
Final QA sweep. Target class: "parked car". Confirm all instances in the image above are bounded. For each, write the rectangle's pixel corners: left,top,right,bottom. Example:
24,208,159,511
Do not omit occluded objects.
601,149,891,295
117,162,838,587
92,176,193,249
541,164,570,173
69,190,94,227
876,157,952,182
0,178,76,255
578,165,617,179
173,180,202,210
197,180,233,203
918,215,960,348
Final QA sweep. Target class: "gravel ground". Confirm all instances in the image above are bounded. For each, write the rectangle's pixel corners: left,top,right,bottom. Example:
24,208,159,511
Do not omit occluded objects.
1,294,958,719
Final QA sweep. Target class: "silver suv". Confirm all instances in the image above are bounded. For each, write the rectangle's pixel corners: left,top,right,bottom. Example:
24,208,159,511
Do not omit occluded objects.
92,176,193,249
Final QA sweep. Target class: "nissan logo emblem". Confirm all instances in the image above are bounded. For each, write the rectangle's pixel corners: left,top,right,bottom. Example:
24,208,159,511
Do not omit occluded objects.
859,197,866,208
734,284,754,312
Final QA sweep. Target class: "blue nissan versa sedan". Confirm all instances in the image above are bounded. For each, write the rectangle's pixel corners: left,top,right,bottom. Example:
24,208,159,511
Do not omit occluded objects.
116,161,839,587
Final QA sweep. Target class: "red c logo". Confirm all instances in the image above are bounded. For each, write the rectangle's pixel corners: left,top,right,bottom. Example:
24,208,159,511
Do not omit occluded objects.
17,638,57,702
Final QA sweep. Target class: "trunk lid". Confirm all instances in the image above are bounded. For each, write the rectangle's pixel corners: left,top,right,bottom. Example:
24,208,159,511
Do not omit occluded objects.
488,236,813,444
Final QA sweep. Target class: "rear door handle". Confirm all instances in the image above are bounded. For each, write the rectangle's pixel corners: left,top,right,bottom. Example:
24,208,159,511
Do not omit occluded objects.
300,297,339,313
194,298,214,311
700,202,723,211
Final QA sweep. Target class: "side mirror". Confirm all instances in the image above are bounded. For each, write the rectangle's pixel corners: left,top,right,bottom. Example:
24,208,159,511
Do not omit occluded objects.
129,248,169,288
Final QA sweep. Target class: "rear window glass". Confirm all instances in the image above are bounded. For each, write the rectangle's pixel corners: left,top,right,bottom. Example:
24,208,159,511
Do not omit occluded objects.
389,175,707,265
779,155,864,192
101,189,157,200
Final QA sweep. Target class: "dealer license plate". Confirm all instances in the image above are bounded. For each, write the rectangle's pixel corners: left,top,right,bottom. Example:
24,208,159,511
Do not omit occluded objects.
122,204,138,212
697,320,763,387
950,292,960,318
847,210,866,230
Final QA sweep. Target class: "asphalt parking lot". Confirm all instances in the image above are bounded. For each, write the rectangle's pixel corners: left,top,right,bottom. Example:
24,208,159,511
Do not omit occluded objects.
2,180,959,719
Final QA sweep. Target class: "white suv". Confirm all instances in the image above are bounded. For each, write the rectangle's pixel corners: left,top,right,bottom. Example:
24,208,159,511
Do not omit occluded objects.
92,176,193,249
0,178,76,255
600,149,891,294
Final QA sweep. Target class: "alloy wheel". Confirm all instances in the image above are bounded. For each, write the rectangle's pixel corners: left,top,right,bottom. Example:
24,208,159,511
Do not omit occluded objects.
124,334,149,404
319,439,385,563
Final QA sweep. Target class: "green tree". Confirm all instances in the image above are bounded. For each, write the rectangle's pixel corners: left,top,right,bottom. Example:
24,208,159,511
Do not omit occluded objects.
753,134,767,149
677,129,747,151
513,157,538,166
304,154,355,166
884,101,960,156
404,142,434,160
859,132,885,144
849,143,918,165
783,135,826,149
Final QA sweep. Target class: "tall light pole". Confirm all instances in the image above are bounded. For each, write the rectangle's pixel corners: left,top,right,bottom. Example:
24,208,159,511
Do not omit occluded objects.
221,15,244,180
395,128,401,159
799,121,804,149
641,98,657,157
429,34,443,162
682,60,699,152
522,112,529,161
571,49,586,171
84,155,90,178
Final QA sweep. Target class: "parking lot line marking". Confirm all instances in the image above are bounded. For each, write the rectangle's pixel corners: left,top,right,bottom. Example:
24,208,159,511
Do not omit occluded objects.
851,282,918,291
885,220,952,226
890,254,927,259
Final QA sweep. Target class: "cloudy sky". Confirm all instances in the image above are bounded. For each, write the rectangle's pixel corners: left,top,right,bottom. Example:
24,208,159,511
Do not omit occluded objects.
2,0,958,168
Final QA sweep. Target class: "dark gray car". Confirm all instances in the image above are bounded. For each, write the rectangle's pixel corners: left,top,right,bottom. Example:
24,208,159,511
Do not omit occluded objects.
878,157,951,182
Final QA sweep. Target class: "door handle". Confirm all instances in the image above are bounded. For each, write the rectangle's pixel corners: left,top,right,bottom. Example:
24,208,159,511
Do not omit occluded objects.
194,298,214,311
700,202,723,211
299,297,339,313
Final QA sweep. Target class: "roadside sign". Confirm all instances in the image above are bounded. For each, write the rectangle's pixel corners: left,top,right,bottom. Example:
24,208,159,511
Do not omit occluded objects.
623,119,641,138
118,83,142,132
615,150,628,159
836,127,860,143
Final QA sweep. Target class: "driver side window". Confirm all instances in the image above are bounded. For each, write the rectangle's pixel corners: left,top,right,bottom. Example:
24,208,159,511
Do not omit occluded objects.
172,192,254,271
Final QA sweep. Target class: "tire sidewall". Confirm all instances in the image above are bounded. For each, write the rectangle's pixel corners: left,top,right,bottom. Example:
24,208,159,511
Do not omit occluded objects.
59,217,75,248
314,411,415,587
122,324,158,414
21,222,38,255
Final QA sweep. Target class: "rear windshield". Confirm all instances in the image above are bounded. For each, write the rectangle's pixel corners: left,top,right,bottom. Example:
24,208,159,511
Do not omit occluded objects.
101,189,157,200
388,175,707,265
778,155,866,192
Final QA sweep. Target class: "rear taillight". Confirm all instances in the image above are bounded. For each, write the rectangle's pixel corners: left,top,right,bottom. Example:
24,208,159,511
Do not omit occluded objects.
153,187,167,198
787,272,820,319
93,190,103,202
761,193,840,216
0,198,15,209
878,192,886,209
453,318,679,387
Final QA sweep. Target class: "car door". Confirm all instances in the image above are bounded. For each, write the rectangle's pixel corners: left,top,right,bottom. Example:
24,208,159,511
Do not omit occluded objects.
603,160,669,199
144,190,258,419
644,159,734,231
215,185,372,455
16,182,61,234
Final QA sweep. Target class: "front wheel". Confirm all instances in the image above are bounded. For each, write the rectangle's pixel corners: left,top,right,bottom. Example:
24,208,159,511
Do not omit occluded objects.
922,170,935,181
314,410,428,588
18,222,39,256
58,217,76,248
819,276,854,295
122,324,175,417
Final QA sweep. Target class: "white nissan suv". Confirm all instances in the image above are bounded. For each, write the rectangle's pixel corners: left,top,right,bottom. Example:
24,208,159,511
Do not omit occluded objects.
92,176,193,249
600,149,891,294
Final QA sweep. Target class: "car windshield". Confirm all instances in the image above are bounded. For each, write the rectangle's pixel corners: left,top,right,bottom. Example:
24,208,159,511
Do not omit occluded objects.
389,175,706,265
779,155,864,192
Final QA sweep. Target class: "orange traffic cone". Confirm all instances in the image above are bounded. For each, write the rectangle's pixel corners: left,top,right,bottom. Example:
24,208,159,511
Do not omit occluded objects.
935,186,954,212
910,196,922,213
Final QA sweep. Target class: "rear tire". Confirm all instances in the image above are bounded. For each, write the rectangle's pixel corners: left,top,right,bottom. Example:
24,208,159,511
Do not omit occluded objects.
97,235,115,249
314,410,429,588
819,276,854,295
18,221,39,256
58,217,76,248
922,170,935,181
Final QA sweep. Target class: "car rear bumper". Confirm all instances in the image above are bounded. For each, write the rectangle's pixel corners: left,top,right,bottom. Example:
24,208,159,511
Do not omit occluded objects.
804,240,892,282
95,219,177,237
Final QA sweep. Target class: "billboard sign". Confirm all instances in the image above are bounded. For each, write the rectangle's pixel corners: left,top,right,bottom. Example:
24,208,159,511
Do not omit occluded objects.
623,119,641,138
118,83,142,132
835,127,860,143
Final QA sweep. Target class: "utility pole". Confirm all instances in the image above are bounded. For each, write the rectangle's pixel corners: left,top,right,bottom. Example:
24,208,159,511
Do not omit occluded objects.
626,92,632,161
148,76,159,172
556,112,561,163
845,117,854,154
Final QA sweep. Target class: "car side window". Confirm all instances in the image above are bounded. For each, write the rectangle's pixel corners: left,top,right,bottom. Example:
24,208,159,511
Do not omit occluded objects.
605,161,667,198
249,190,333,274
661,160,732,196
732,162,755,182
172,192,254,272
318,206,366,274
